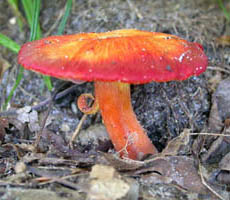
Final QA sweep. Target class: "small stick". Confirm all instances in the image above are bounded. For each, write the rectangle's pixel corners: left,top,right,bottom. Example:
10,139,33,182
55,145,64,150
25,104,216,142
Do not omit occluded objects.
33,94,53,150
34,82,74,150
69,113,87,148
70,93,98,148
0,84,79,117
198,161,225,200
189,132,230,137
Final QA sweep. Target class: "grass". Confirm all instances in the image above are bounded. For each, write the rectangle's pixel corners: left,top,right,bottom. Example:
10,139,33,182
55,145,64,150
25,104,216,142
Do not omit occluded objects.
0,33,20,53
216,0,230,21
57,0,72,35
0,0,72,110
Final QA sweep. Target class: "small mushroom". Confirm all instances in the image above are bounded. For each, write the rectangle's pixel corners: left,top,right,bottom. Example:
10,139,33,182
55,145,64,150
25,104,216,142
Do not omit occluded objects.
18,29,208,160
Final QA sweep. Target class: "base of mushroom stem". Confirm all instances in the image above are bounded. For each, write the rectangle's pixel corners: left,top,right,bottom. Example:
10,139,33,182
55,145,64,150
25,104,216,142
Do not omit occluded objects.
94,81,158,160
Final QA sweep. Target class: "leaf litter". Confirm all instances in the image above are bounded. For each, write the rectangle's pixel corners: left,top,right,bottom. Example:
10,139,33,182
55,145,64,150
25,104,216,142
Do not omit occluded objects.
1,0,230,200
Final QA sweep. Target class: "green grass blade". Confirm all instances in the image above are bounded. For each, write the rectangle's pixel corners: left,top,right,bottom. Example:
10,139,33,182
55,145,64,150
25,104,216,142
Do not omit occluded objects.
217,0,230,21
29,0,41,41
30,0,52,90
0,33,20,53
4,0,52,110
3,67,24,110
57,0,72,35
42,0,73,90
0,33,22,110
21,0,41,39
43,75,53,91
22,0,52,90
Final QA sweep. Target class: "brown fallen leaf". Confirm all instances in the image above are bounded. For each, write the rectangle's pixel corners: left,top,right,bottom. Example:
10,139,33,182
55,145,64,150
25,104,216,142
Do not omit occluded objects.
0,117,9,144
201,79,230,163
102,130,191,172
210,79,230,126
3,143,34,159
161,128,191,156
0,56,10,82
219,151,230,171
136,156,210,195
217,152,230,185
216,35,230,46
102,152,145,171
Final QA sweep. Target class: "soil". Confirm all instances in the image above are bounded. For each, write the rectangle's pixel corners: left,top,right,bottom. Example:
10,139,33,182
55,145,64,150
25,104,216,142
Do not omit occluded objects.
0,0,230,199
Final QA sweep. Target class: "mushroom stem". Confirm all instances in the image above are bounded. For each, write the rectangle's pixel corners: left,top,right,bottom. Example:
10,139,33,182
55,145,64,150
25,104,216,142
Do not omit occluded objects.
94,81,158,160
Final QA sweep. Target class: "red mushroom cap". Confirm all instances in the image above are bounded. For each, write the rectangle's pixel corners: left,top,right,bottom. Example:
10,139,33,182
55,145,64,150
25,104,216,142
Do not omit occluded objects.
18,29,208,83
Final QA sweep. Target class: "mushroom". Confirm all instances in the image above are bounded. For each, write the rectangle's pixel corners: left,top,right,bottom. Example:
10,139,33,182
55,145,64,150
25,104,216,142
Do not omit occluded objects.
18,29,208,160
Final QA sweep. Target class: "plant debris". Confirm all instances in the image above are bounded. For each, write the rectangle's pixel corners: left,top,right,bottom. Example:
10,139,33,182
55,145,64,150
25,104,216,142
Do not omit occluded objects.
1,0,230,199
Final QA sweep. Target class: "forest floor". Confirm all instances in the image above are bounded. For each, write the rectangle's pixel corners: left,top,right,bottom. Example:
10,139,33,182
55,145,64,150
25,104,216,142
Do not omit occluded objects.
0,0,230,199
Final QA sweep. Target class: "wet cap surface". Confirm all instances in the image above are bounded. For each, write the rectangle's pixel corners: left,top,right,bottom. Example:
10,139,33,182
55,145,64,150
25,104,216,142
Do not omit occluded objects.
18,29,208,84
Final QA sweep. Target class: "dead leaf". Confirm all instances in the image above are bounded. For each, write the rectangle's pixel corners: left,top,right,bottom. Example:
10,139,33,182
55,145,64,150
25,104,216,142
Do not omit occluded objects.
216,171,230,185
3,143,34,159
0,56,10,82
137,156,209,195
87,165,137,200
216,35,230,46
201,79,230,163
208,89,223,133
219,152,230,171
78,124,109,146
201,136,229,163
102,152,144,171
0,187,79,200
162,128,191,156
16,106,40,132
14,162,27,174
0,117,9,143
210,78,230,126
216,152,230,184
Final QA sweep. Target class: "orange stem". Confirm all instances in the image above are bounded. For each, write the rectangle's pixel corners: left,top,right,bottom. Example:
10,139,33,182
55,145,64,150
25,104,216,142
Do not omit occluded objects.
94,81,158,160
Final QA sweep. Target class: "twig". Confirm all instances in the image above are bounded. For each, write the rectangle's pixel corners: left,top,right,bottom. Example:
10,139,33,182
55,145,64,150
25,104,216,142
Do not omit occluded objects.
189,132,230,137
69,93,97,148
33,82,77,149
207,66,230,75
198,161,225,200
32,84,79,110
18,85,40,102
33,93,53,149
69,113,88,148
44,9,65,37
0,84,79,117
